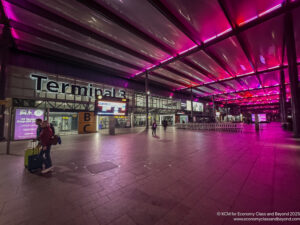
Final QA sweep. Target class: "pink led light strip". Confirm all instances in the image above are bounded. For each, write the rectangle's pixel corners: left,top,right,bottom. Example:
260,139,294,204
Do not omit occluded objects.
238,3,282,26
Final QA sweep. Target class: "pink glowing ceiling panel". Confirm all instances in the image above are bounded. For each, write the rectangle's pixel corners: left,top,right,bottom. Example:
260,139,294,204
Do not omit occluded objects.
293,7,300,62
186,51,230,80
215,94,229,101
149,75,184,89
26,0,169,61
197,86,221,95
264,87,280,95
12,29,139,75
223,79,248,91
206,37,254,76
167,61,213,83
154,68,198,86
159,0,231,43
240,75,261,89
259,70,280,87
2,2,152,69
209,83,234,93
192,89,206,96
222,0,284,26
95,0,195,52
239,15,284,71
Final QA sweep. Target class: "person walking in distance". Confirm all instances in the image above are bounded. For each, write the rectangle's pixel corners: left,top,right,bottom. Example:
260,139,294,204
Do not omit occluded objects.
152,120,157,136
162,119,168,131
39,121,53,174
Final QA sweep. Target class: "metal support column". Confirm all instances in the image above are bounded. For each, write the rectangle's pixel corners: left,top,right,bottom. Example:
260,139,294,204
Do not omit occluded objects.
190,87,193,122
279,70,287,125
212,96,216,122
0,25,11,141
285,12,300,137
145,71,149,129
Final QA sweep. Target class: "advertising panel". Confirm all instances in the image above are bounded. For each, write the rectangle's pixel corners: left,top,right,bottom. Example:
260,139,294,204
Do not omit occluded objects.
14,108,44,140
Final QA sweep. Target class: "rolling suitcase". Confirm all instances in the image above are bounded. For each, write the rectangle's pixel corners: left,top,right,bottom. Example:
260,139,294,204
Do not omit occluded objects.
24,141,42,172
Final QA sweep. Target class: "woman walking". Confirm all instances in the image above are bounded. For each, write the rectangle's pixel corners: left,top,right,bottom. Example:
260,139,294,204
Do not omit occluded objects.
39,121,53,173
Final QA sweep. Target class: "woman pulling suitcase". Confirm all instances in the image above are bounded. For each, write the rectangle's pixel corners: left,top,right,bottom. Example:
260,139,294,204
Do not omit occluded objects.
39,121,53,174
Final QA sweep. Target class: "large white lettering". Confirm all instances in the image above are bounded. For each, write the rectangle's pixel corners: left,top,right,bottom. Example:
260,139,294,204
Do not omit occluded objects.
30,74,126,98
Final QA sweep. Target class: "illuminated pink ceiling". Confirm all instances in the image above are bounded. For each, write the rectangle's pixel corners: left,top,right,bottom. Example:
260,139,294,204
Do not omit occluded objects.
1,0,300,106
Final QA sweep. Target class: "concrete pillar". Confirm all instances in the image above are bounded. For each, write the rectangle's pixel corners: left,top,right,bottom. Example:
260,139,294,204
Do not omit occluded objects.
190,87,193,122
285,12,300,137
212,96,216,122
279,70,287,125
0,25,11,141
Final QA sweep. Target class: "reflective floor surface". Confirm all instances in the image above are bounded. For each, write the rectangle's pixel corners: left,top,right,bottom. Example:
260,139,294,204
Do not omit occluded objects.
0,123,300,225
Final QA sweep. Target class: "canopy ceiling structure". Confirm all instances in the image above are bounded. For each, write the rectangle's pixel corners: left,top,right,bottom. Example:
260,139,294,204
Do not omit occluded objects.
1,0,300,107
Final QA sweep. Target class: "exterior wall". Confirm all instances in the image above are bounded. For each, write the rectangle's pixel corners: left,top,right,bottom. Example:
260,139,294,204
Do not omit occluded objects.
5,65,182,112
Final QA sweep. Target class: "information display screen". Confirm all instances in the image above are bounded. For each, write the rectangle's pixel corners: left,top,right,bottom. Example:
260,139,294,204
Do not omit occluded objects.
251,114,267,122
186,101,203,112
95,98,128,116
14,108,44,140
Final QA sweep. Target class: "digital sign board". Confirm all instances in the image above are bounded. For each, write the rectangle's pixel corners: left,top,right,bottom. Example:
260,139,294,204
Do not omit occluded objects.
251,114,267,122
186,101,203,112
14,108,44,140
95,97,128,116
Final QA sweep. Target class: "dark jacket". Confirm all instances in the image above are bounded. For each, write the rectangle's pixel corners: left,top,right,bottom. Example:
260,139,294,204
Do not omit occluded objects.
152,122,157,129
36,125,42,139
39,127,53,146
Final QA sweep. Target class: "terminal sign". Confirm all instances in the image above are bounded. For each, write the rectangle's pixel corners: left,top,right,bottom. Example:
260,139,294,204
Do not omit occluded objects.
14,108,44,140
30,74,126,98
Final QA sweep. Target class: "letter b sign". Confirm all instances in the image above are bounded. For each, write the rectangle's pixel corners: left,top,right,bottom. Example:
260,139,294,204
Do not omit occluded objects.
84,113,91,121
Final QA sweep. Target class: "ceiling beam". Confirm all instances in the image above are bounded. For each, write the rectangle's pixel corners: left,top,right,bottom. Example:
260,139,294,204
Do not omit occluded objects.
240,103,280,108
5,0,157,64
180,59,218,82
163,66,203,85
76,0,175,55
217,93,279,101
150,71,188,87
15,40,131,78
210,84,280,99
181,65,289,90
202,49,233,77
147,0,199,44
192,88,210,96
11,21,144,71
134,1,300,79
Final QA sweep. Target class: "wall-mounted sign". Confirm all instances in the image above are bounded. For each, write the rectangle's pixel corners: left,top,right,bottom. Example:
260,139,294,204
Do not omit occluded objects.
78,112,97,134
30,74,126,98
14,108,44,140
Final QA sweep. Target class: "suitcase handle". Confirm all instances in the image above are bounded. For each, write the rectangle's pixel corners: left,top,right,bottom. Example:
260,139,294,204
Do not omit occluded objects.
31,140,40,154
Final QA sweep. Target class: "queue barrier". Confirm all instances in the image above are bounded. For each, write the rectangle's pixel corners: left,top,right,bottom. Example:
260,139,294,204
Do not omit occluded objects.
176,123,243,132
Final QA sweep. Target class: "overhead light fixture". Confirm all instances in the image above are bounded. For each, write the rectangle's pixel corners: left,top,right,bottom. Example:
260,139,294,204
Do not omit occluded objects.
260,55,266,64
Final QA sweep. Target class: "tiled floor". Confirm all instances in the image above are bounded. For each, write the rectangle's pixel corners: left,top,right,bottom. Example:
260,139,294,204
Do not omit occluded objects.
0,123,300,225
